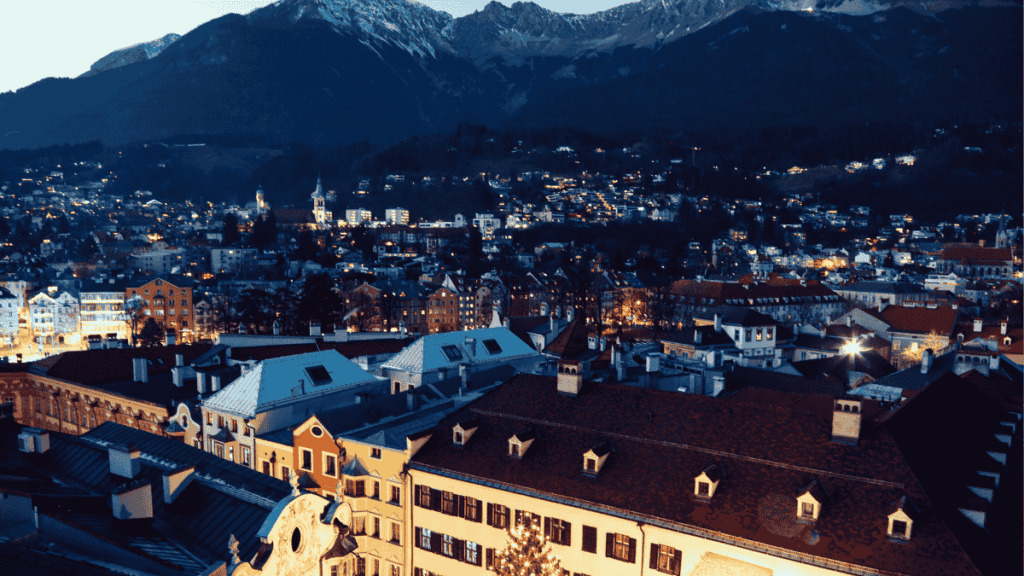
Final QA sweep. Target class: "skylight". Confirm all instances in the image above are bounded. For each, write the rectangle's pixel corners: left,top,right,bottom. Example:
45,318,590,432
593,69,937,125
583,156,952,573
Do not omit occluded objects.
441,345,463,361
483,339,502,355
305,365,332,386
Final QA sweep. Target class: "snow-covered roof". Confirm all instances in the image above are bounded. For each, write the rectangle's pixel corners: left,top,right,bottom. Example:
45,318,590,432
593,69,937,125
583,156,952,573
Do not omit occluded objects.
203,350,379,418
382,327,540,375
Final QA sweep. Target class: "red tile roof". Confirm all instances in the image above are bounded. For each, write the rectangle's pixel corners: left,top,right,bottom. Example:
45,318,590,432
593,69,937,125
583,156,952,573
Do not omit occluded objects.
40,344,213,386
939,244,1012,264
412,375,980,576
879,305,959,335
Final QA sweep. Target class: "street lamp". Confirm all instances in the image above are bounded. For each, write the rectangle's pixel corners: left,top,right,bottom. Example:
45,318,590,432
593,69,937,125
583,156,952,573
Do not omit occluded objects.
842,338,863,356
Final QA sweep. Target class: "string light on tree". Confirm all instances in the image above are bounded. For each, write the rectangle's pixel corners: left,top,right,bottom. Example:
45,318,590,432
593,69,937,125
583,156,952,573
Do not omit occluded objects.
493,520,564,576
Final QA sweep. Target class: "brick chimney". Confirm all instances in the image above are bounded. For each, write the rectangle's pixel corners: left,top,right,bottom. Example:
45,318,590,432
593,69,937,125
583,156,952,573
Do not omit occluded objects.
1000,320,1007,336
557,359,583,395
132,358,148,383
109,444,141,478
920,349,933,374
832,398,862,445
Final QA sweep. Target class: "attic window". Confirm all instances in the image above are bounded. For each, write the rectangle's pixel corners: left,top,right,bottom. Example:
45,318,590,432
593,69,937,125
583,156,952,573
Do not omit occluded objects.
483,339,502,354
585,458,597,472
441,345,463,361
697,482,710,496
454,430,464,445
801,502,815,518
510,441,520,458
891,520,908,539
305,366,332,386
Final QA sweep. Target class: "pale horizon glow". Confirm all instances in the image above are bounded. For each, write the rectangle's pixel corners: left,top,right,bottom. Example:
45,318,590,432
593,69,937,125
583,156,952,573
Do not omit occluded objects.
0,0,626,94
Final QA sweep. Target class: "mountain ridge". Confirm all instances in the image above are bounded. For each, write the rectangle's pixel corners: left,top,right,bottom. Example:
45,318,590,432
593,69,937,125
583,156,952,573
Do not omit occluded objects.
0,2,1019,150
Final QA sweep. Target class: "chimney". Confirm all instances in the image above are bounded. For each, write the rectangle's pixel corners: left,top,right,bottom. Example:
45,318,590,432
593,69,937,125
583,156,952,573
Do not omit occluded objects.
555,305,561,318
878,302,885,313
310,320,321,337
109,444,142,478
540,302,548,316
614,346,626,382
920,349,933,374
211,374,222,392
111,481,153,521
172,366,185,388
567,307,574,322
599,336,606,352
832,399,862,445
273,320,281,336
556,359,583,395
694,329,702,344
132,358,148,383
846,316,852,327
1000,320,1008,336
165,330,176,346
197,371,207,394
646,355,660,373
973,318,983,333
706,351,719,368
502,317,509,329
175,354,184,367
459,364,469,387
550,315,557,333
406,391,417,412
465,337,476,357
400,320,407,336
714,314,722,333
163,465,195,504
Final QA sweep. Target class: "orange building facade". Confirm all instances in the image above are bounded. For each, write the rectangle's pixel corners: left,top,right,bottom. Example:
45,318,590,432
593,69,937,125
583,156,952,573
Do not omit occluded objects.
127,277,196,343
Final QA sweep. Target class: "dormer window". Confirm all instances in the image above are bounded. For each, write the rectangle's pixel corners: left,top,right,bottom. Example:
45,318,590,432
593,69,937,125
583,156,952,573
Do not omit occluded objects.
796,480,828,523
694,463,723,500
509,429,536,459
452,418,479,446
582,442,612,476
887,495,919,541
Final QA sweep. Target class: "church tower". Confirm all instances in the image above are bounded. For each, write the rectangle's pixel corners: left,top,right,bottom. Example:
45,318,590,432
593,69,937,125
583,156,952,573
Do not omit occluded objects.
995,214,1009,249
311,175,330,229
255,185,269,216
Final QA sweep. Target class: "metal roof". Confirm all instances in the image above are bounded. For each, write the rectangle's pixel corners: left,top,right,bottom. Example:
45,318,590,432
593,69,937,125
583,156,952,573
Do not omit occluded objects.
203,350,380,418
381,327,540,375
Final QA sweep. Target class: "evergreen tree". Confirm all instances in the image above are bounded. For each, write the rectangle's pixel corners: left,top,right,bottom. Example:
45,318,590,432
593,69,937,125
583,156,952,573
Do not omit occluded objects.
221,213,241,246
493,520,564,576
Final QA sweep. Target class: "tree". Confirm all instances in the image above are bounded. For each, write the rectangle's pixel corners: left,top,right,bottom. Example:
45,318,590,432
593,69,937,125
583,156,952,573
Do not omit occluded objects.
221,213,241,247
297,273,344,330
123,294,145,347
236,288,274,334
493,520,564,576
139,318,165,347
900,331,949,368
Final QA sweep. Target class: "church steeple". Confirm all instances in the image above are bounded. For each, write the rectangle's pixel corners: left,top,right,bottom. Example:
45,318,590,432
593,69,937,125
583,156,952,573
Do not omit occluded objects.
312,174,325,200
311,174,329,228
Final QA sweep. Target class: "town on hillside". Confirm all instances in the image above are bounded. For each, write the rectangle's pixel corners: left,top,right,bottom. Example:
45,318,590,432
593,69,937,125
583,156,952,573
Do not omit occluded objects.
0,154,1021,576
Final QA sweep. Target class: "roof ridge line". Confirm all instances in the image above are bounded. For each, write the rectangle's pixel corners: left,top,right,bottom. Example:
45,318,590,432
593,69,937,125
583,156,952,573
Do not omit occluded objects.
468,407,905,490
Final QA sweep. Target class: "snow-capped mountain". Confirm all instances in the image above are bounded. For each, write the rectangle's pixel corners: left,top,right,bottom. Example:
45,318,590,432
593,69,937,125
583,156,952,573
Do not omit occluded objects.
79,33,182,77
247,0,1002,62
0,0,1018,150
249,0,455,57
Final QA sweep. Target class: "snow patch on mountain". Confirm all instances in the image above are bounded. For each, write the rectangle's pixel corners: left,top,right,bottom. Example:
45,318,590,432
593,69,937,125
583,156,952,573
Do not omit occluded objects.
80,33,182,77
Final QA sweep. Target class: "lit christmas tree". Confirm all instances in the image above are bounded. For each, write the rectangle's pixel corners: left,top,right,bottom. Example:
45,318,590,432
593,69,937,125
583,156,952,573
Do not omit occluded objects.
494,520,564,576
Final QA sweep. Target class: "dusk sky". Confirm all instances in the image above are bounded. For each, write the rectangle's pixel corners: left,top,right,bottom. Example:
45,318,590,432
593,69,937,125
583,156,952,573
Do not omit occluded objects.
1,0,626,95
